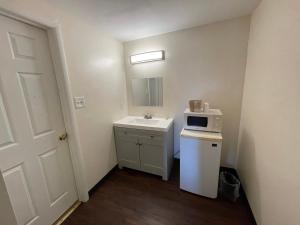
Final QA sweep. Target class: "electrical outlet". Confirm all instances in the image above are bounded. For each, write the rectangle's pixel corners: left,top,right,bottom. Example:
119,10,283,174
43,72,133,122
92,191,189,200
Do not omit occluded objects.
73,96,85,109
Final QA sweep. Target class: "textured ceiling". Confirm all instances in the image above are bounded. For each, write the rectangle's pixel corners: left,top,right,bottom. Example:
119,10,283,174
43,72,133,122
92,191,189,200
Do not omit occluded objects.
51,0,260,41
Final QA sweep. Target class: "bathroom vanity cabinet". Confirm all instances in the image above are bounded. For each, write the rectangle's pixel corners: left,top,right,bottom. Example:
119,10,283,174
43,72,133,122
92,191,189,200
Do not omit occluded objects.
114,125,174,180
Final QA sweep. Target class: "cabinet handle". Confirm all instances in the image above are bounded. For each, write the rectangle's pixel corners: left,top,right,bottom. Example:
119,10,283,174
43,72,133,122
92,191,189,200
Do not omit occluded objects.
150,135,154,139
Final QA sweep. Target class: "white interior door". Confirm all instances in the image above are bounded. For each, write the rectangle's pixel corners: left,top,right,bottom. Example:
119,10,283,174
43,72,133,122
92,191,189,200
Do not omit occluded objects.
0,15,78,225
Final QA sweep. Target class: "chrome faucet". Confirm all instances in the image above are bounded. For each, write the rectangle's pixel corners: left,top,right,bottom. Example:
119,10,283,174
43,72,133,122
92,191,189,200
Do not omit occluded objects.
144,113,152,119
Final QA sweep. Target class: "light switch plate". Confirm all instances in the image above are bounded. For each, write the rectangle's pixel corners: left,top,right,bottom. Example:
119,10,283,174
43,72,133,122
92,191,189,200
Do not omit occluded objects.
73,96,85,109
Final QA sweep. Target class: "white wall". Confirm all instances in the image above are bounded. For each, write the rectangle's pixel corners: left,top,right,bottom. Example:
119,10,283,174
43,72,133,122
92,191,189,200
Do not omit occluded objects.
0,0,127,190
237,0,300,224
124,17,250,167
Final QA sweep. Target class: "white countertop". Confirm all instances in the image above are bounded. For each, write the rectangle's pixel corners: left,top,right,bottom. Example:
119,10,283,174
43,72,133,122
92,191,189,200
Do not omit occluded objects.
113,116,173,132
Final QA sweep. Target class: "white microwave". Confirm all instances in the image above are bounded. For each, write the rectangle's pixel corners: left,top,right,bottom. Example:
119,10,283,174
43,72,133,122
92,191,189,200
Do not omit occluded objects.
184,108,223,133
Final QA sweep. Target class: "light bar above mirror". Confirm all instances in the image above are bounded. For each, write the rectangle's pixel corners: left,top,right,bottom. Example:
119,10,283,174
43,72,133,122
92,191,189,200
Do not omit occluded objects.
130,50,165,64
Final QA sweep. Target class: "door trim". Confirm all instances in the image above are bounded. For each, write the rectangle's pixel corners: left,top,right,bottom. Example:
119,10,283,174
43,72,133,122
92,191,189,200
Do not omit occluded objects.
0,8,89,203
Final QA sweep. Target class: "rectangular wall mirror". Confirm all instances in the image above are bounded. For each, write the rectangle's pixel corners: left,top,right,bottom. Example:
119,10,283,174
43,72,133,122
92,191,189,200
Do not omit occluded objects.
131,77,163,106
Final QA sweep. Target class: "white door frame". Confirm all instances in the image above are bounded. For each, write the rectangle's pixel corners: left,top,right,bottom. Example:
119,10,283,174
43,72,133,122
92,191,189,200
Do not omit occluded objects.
0,8,89,203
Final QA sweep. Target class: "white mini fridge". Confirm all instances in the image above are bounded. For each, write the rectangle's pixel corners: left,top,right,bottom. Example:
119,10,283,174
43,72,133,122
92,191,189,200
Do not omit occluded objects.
180,129,222,198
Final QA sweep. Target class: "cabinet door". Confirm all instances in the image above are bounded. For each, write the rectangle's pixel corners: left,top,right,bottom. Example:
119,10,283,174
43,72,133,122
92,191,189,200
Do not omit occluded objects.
139,143,163,176
115,130,140,170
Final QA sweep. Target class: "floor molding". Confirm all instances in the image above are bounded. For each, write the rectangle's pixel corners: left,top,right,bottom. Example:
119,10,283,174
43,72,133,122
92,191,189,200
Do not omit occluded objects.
88,165,118,196
53,201,81,225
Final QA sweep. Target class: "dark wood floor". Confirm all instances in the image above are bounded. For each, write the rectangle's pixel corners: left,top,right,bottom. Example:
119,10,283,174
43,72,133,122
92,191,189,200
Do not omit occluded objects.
63,161,255,225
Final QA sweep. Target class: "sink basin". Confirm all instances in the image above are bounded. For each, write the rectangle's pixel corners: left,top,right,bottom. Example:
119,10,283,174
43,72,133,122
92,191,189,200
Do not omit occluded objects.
114,116,173,132
129,118,160,125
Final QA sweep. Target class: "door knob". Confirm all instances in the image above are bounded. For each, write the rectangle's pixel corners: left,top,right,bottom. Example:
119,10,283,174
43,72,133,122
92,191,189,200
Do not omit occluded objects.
59,133,68,141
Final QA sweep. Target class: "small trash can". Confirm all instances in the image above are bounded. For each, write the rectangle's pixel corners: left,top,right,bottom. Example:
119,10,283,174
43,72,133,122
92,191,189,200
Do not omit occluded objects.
219,171,240,202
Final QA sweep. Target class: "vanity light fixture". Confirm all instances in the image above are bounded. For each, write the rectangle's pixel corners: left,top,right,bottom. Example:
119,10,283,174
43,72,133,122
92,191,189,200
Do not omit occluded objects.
130,50,165,64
